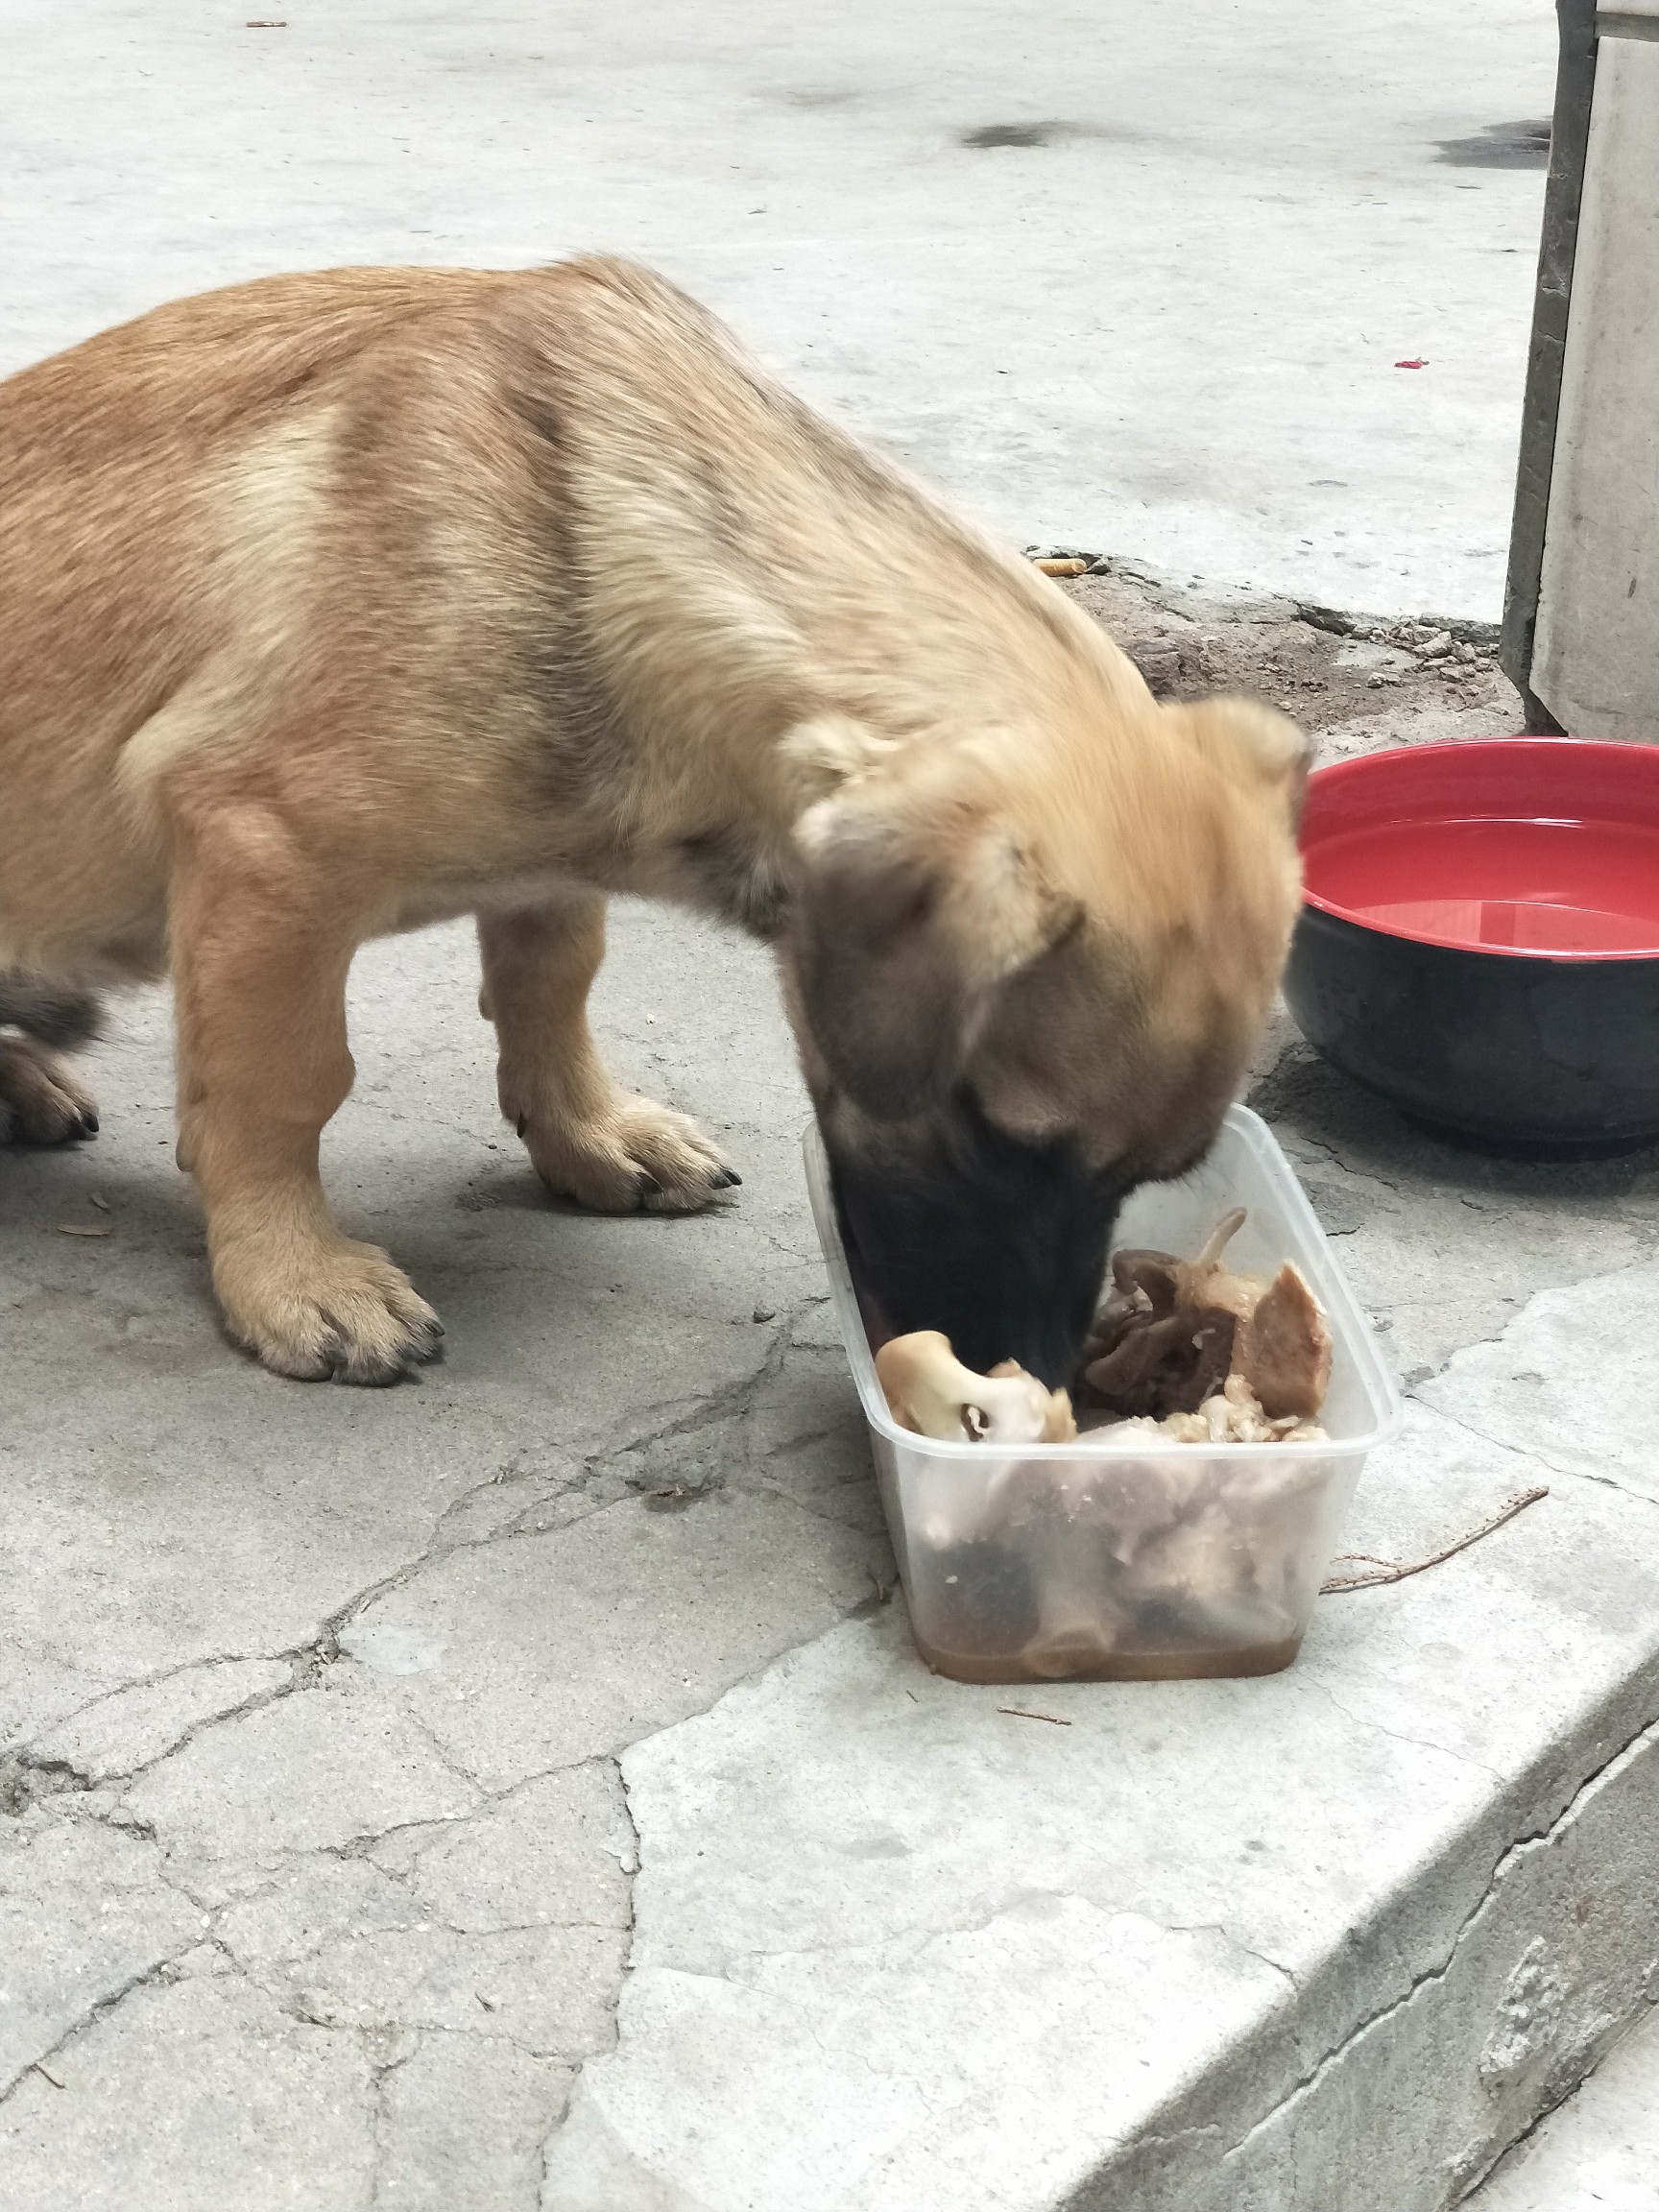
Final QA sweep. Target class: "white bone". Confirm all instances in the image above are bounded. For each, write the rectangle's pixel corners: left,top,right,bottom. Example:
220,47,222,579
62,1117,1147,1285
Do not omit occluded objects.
874,1331,1075,1444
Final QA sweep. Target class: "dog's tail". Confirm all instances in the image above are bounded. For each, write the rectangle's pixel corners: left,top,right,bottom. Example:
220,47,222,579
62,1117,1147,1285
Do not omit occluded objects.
0,975,105,1050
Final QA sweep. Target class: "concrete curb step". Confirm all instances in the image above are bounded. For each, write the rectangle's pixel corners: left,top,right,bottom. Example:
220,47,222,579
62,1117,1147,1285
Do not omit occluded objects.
1465,2000,1659,2210
541,1264,1659,2212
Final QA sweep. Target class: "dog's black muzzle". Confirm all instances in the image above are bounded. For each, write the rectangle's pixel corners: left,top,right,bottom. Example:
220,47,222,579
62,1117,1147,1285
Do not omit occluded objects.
825,1094,1122,1392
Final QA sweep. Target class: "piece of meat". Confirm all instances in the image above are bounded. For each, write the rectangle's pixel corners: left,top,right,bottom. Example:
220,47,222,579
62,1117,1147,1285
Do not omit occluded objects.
1081,1209,1260,1417
1112,1210,1264,1320
1091,1373,1326,1448
1081,1279,1154,1363
1082,1310,1237,1418
872,1214,1332,1454
1238,1263,1334,1422
876,1332,1076,1444
1078,1210,1333,1431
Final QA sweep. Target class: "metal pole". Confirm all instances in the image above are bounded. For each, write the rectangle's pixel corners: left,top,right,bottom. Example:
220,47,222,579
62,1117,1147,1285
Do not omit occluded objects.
1499,0,1600,730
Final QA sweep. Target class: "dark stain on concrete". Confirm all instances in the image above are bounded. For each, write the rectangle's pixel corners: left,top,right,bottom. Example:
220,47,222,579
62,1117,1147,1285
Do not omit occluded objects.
1435,119,1551,169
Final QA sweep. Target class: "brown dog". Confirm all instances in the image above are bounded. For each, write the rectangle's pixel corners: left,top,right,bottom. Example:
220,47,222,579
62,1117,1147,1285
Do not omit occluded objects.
0,257,1306,1386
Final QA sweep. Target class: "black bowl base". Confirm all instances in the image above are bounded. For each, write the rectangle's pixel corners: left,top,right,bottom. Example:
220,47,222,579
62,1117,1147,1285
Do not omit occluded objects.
1397,1112,1659,1164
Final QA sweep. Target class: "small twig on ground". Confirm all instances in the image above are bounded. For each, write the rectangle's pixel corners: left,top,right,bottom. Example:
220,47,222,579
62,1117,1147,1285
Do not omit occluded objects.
1320,1488,1549,1593
33,2062,65,2089
998,1706,1072,1725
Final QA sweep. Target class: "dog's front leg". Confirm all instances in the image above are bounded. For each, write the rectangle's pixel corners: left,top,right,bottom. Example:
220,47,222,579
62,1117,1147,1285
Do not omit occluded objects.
478,893,737,1213
171,805,442,1382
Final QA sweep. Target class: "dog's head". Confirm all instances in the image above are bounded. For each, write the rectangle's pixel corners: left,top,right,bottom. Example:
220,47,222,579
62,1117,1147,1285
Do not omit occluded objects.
778,695,1308,1388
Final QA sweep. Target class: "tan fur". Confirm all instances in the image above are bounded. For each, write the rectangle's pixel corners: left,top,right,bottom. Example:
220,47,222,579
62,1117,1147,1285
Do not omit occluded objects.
0,257,1306,1382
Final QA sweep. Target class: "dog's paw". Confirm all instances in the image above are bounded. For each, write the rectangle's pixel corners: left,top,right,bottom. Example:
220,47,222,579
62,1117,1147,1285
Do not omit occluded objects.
215,1237,444,1384
521,1094,739,1214
0,1037,99,1144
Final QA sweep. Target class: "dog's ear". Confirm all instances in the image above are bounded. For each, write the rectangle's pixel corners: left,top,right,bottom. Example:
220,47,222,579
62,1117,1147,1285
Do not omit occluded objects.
1173,698,1311,829
790,786,1081,1119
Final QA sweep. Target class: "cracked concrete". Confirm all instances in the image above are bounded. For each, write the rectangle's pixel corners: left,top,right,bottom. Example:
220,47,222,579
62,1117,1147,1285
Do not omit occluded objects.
1,1963,381,2212
7,600,1659,2207
1415,1267,1659,1505
8,618,1659,2208
1,893,884,2201
1464,1998,1659,2211
536,1392,1659,2212
7,4,1658,2203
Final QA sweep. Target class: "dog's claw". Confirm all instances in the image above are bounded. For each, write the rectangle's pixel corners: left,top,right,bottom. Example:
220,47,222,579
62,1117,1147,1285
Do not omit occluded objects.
326,1330,439,1385
0,1036,101,1145
709,1166,741,1189
223,1248,444,1386
521,1096,733,1214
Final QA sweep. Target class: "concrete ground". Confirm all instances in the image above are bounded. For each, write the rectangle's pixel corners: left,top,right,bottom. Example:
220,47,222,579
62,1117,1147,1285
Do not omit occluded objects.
6,581,1659,2208
9,6,1659,2210
7,0,1555,619
1466,2002,1659,2212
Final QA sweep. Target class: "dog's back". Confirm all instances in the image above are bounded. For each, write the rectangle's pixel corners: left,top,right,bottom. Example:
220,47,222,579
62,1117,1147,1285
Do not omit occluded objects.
0,256,1134,977
0,266,528,980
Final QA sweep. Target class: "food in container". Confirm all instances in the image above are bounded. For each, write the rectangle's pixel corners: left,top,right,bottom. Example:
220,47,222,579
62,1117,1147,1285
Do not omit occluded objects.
806,1105,1403,1683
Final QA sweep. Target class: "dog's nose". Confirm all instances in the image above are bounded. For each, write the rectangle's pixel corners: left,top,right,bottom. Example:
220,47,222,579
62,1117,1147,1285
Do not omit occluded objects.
989,1310,1095,1395
847,1204,1103,1390
827,1123,1118,1392
926,1273,1097,1394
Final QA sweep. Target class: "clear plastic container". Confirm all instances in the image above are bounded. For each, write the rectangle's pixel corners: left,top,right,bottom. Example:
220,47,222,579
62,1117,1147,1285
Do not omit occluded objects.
805,1105,1403,1683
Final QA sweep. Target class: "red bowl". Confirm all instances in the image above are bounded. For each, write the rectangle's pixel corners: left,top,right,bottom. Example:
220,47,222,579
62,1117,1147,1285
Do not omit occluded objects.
1283,740,1659,1155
